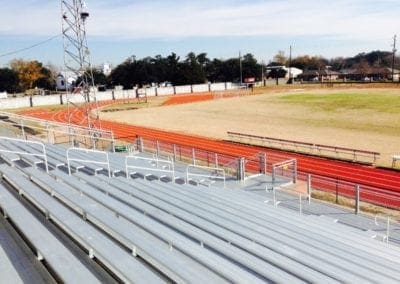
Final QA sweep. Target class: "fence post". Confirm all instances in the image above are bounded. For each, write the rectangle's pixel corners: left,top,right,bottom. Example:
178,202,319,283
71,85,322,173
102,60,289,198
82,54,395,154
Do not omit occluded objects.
111,132,115,153
156,140,160,158
173,144,177,162
214,153,218,168
335,178,339,204
236,157,245,181
192,148,196,165
307,174,312,204
137,137,144,152
355,185,360,215
293,159,298,183
271,165,276,188
386,217,390,243
258,152,267,174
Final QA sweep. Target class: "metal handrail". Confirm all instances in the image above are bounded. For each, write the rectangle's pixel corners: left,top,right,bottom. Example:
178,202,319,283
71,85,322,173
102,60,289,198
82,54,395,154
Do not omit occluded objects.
125,155,175,180
0,111,114,144
0,136,49,173
186,165,226,188
66,147,111,177
227,131,380,163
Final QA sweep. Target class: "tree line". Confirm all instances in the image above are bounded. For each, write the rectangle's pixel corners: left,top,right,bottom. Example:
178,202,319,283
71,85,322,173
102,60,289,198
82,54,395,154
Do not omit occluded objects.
1,50,399,93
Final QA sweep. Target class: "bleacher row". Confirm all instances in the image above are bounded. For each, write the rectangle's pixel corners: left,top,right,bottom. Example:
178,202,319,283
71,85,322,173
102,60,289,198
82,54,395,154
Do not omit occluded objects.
0,138,400,283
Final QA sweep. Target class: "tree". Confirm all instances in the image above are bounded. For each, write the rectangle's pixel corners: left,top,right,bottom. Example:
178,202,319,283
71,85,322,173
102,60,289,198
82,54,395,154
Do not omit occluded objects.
291,55,328,70
0,68,19,93
241,53,261,80
35,64,57,90
10,59,46,91
91,69,107,86
268,68,287,79
273,50,287,65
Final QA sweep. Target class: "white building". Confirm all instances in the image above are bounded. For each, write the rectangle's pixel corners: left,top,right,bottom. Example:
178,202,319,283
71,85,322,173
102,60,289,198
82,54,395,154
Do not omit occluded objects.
266,66,303,79
102,63,112,76
55,74,75,91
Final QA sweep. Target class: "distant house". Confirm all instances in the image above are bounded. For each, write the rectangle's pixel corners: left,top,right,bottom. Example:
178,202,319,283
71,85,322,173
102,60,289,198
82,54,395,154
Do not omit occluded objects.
266,66,303,79
55,74,75,91
340,67,399,82
299,69,341,82
102,63,112,76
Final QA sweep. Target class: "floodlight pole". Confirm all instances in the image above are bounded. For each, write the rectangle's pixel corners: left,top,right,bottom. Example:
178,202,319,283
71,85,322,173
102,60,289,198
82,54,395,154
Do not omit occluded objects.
61,0,100,130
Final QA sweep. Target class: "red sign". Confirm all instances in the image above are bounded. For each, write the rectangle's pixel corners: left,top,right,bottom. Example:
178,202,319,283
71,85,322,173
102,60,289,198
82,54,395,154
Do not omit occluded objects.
244,77,255,83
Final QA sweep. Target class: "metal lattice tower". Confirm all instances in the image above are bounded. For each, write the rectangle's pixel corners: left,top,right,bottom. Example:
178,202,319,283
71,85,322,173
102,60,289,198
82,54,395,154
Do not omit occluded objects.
61,0,100,129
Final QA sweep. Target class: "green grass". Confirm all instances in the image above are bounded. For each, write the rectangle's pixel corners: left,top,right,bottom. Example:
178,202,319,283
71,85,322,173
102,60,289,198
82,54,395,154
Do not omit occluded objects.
280,90,400,113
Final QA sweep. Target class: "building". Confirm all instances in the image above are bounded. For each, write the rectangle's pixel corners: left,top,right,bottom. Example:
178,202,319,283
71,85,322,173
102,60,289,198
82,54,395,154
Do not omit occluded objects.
55,74,75,91
299,69,341,82
266,66,303,79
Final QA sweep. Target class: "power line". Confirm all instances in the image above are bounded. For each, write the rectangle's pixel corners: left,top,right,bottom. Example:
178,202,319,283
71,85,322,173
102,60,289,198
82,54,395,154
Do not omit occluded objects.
0,34,61,58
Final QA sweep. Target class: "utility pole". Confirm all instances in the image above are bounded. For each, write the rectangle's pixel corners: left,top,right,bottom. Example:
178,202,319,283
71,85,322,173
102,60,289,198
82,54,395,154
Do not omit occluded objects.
61,0,100,129
288,45,292,84
392,35,397,83
239,51,243,86
261,60,265,87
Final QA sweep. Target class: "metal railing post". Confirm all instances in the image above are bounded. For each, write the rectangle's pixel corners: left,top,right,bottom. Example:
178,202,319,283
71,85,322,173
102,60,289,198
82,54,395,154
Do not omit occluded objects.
192,148,196,165
214,153,218,168
173,144,177,162
137,137,144,152
156,140,160,158
307,174,312,204
259,152,267,174
355,185,360,214
386,217,390,243
237,157,245,181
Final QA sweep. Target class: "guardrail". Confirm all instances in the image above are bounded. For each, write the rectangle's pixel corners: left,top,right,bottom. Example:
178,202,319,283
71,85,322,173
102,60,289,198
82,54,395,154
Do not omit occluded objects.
0,136,49,173
186,165,226,188
0,111,115,151
227,131,380,165
125,155,175,181
67,147,111,177
135,136,399,210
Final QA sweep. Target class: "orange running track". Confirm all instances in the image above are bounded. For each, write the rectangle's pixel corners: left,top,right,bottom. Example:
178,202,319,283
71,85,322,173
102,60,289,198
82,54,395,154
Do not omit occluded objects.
19,103,400,207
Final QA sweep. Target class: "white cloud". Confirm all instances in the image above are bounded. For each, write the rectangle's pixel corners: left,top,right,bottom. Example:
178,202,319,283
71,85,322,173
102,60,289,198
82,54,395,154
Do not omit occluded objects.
0,0,398,42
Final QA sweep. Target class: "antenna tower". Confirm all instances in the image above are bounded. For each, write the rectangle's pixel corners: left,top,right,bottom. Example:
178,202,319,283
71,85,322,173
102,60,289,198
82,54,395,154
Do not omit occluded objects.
61,0,100,129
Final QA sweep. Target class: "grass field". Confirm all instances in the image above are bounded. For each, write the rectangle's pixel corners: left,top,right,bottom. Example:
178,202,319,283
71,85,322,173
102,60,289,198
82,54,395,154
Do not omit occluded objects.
99,87,400,167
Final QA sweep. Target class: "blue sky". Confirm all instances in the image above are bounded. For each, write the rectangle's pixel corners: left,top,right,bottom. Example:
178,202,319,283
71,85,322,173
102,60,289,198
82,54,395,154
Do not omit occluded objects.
0,0,399,69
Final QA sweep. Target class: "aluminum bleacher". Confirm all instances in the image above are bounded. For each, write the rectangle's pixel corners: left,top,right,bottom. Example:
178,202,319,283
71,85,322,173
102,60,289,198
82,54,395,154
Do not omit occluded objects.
0,181,101,284
0,244,24,284
0,136,400,283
